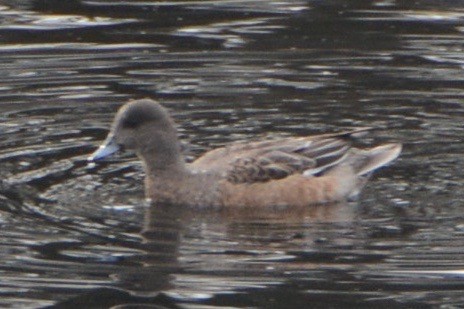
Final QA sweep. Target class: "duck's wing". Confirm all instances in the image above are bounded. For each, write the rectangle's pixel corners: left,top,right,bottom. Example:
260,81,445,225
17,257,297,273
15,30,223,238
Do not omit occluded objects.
191,128,370,183
224,137,352,183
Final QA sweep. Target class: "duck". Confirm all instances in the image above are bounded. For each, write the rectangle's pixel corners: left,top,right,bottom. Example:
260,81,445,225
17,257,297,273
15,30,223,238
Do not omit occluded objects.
88,99,402,209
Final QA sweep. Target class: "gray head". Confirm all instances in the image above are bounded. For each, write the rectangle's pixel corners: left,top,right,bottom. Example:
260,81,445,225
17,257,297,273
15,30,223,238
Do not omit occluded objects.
89,99,184,170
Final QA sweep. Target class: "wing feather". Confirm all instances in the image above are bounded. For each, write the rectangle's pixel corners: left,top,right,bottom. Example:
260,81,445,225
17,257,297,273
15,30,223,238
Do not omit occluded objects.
191,128,371,184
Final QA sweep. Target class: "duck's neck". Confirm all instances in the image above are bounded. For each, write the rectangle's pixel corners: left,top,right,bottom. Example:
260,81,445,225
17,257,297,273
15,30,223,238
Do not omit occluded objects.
139,142,188,178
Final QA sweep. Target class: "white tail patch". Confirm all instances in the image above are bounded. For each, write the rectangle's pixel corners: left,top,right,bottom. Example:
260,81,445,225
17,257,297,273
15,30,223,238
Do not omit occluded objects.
355,143,402,176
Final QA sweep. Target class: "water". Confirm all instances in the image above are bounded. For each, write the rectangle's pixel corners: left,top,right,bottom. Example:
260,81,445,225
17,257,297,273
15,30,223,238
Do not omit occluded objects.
1,0,464,307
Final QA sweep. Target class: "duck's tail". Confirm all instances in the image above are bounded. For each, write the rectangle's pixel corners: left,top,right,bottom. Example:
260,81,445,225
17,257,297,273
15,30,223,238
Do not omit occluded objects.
324,143,402,201
351,143,402,176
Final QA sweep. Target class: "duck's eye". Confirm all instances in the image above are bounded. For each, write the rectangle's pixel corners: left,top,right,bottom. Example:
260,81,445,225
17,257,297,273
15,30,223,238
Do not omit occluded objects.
121,107,157,129
121,117,140,129
118,143,127,153
122,110,151,129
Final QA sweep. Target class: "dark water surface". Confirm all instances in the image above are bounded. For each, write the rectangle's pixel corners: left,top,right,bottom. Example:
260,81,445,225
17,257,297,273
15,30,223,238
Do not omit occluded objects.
1,0,464,308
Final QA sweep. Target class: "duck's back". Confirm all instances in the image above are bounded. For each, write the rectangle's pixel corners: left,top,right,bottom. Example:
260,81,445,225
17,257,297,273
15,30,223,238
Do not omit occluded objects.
190,129,368,184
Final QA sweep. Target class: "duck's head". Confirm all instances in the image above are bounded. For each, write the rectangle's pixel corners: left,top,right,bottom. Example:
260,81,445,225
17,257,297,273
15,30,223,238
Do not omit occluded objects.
89,99,180,165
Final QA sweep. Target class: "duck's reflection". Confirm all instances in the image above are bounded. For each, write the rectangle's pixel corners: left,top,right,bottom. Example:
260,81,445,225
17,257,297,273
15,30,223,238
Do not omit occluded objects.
111,205,183,296
119,201,358,295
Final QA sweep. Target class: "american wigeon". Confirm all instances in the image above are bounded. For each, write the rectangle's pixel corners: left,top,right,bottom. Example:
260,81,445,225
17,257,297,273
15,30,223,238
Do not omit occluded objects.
89,99,401,209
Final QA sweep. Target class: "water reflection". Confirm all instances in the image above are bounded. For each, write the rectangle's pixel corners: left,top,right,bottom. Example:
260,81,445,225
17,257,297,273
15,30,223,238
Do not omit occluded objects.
83,200,461,308
116,203,355,303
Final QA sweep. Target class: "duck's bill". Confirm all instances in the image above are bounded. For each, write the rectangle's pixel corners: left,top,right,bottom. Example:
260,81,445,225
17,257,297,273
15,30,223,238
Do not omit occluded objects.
88,137,120,161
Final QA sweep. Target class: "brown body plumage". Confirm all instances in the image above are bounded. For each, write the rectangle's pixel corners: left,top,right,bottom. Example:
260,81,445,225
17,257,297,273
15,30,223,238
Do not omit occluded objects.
89,99,402,208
